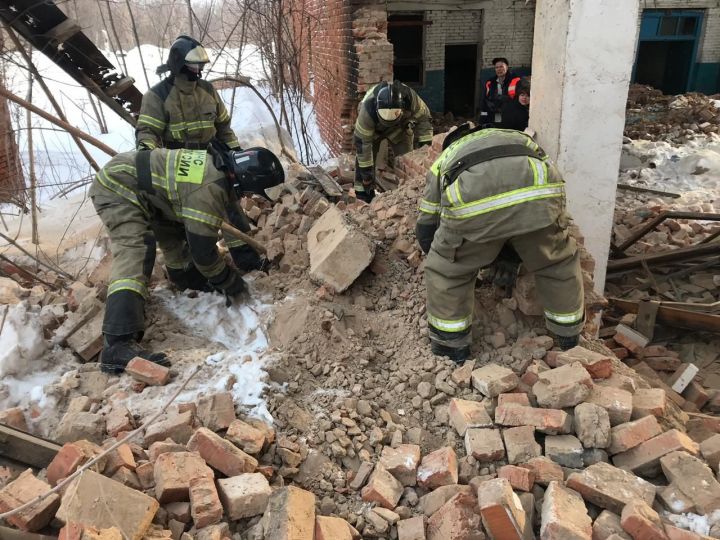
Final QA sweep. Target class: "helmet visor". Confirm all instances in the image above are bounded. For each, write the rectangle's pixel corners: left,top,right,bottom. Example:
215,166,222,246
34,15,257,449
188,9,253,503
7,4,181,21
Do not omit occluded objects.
185,45,210,64
378,108,402,122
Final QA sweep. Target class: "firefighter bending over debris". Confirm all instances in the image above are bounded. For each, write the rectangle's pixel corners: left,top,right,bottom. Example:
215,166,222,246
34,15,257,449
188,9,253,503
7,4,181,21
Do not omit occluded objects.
416,126,585,362
136,35,241,151
90,145,284,374
353,80,433,202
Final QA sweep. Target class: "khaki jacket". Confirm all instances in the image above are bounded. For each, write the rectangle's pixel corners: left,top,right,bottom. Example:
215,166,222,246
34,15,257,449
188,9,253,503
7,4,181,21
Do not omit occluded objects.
136,74,240,150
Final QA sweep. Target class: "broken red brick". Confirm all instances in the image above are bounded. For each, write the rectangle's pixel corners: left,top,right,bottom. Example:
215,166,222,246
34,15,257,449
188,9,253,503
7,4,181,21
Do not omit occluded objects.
632,388,667,420
262,487,316,539
587,386,634,426
144,412,194,446
448,398,493,436
125,357,170,386
664,524,707,540
196,392,236,432
540,481,592,539
612,429,699,476
103,443,136,476
361,463,403,509
519,456,563,487
0,407,28,431
465,428,505,462
315,516,355,540
47,443,86,486
379,444,421,487
135,462,155,490
503,425,542,465
683,381,710,410
478,478,526,540
498,393,531,407
189,475,223,529
397,515,426,540
566,462,656,514
225,420,266,454
661,450,720,515
187,427,258,477
0,469,61,531
498,465,535,492
608,415,663,455
217,472,272,520
471,364,519,398
620,500,666,540
426,492,481,540
417,447,458,490
495,405,571,435
153,452,214,503
533,362,593,409
105,406,135,438
555,346,613,379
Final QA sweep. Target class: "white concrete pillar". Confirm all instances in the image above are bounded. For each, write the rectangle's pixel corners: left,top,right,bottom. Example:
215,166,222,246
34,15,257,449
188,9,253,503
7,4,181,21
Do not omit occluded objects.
529,0,640,292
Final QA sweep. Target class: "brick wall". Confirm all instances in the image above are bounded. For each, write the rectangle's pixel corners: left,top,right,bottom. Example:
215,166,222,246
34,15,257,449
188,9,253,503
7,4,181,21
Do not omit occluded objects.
0,35,24,205
291,0,392,155
482,0,536,69
424,10,483,71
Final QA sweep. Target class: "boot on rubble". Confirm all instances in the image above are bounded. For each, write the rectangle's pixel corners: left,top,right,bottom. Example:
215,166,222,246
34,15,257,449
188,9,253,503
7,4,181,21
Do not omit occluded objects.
101,335,170,374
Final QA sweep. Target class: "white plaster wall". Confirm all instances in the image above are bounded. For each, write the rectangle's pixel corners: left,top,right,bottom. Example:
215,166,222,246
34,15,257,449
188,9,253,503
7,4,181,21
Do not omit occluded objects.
531,0,640,292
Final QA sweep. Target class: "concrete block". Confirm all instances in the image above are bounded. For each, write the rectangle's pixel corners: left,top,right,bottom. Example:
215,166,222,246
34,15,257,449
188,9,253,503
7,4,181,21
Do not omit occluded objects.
307,206,374,292
533,362,593,409
566,462,656,514
56,470,158,540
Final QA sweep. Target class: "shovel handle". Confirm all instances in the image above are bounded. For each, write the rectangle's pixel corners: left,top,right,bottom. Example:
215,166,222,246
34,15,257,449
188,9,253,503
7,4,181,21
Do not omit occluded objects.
220,221,268,255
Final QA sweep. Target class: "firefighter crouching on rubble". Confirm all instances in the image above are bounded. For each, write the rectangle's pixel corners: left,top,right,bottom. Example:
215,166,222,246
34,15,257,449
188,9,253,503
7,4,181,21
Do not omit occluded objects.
89,145,284,374
136,35,241,151
415,126,585,362
353,80,433,203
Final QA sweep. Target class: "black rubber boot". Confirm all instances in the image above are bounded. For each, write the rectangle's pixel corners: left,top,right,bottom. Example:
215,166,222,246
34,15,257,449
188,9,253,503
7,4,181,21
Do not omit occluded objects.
101,338,170,374
166,265,213,292
356,189,375,204
430,341,471,364
557,334,580,351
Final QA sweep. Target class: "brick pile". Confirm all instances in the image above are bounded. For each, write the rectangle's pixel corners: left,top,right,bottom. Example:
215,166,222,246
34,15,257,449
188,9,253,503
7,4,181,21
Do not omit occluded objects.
5,341,719,539
625,84,720,143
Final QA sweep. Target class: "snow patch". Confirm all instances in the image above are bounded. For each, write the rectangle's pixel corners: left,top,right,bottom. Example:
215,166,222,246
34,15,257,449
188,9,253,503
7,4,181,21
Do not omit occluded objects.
0,303,48,377
127,285,275,422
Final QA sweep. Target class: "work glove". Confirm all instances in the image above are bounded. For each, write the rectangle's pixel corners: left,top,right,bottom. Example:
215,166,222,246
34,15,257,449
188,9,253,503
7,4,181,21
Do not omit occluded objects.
166,264,213,292
415,222,438,254
231,244,269,273
213,267,247,299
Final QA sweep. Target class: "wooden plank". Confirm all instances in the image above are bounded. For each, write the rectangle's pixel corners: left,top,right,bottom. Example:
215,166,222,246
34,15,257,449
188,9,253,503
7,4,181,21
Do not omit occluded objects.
607,242,720,272
610,297,720,334
307,166,343,197
0,424,61,468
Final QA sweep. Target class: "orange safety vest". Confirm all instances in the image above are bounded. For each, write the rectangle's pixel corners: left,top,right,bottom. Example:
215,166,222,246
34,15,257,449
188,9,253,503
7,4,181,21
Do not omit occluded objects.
485,76,522,99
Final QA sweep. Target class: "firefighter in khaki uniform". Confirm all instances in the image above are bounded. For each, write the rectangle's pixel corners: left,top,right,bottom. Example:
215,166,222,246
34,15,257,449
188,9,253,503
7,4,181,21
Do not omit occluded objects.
416,126,585,362
136,35,241,151
90,146,283,374
354,80,433,202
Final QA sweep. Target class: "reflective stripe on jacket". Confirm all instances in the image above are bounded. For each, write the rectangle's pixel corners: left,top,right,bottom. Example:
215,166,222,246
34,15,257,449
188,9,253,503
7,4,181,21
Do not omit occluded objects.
418,129,566,243
136,75,240,150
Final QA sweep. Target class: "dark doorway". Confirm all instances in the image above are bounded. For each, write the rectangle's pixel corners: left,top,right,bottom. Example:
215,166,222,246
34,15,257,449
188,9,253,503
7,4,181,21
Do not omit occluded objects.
388,13,424,85
635,41,695,95
444,44,477,116
633,10,703,94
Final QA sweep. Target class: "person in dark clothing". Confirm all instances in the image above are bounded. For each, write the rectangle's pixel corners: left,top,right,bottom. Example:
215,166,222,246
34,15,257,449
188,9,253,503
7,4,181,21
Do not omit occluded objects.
499,78,530,131
479,57,521,127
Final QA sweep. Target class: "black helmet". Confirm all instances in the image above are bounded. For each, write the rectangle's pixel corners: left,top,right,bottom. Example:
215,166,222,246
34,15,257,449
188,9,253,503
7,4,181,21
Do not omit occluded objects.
376,80,408,122
229,148,285,199
442,122,484,151
157,35,210,77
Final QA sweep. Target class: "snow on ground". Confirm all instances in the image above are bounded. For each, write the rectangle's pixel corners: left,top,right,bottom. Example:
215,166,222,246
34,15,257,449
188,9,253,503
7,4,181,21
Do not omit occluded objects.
0,43,317,425
620,134,720,208
1,43,327,253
